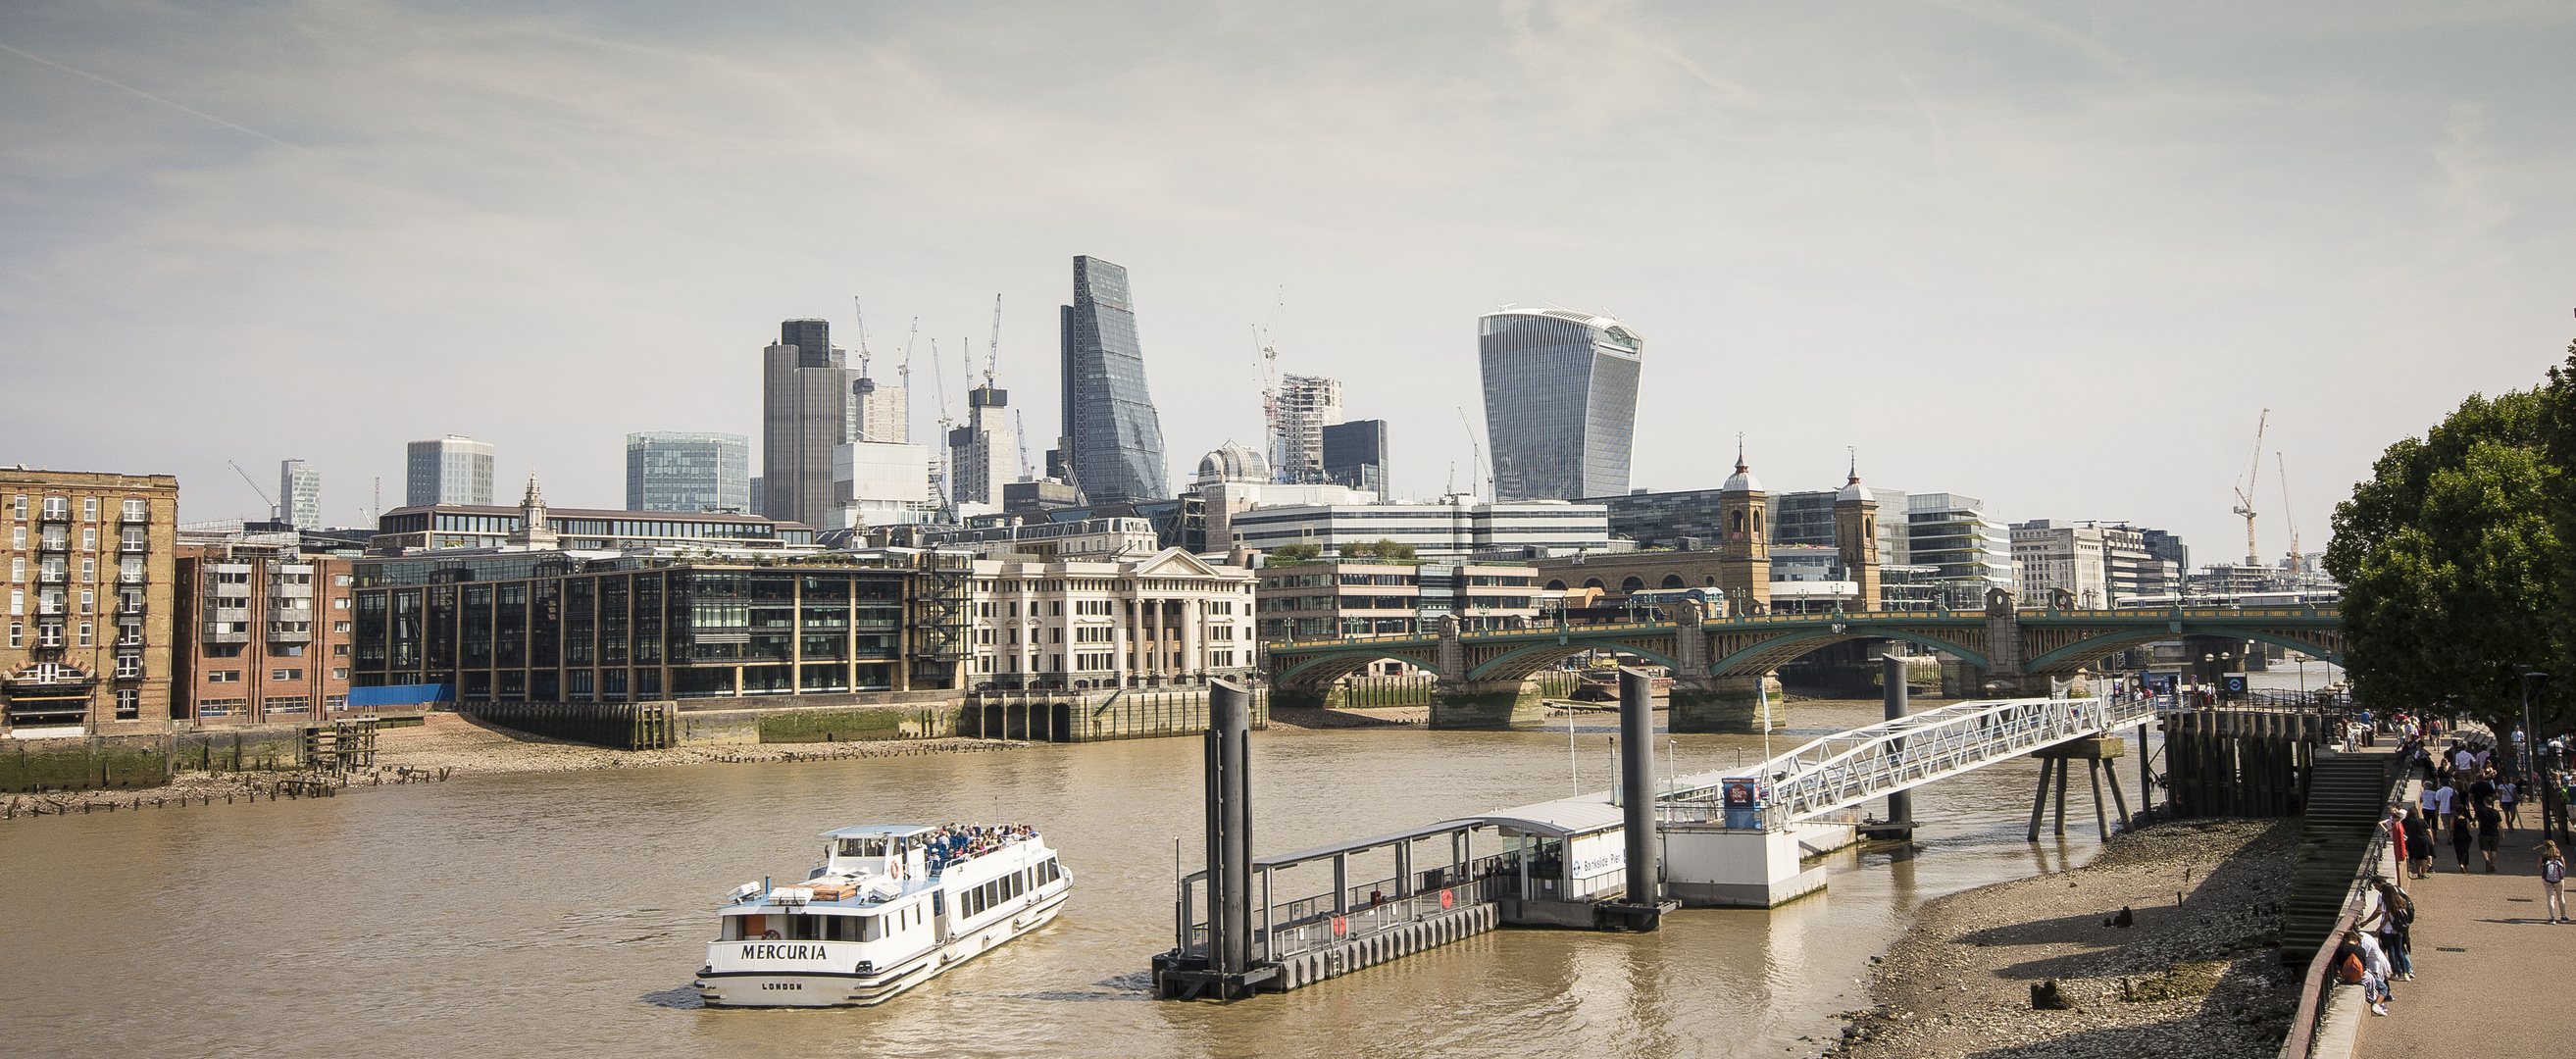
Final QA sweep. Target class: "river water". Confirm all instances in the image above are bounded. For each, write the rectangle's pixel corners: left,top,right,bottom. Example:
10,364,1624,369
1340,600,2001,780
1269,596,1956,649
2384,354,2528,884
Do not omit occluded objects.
4,700,2146,1059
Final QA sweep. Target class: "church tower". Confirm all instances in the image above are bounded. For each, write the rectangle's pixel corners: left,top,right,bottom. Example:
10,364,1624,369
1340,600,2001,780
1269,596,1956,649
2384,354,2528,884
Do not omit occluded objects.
1717,437,1770,614
1834,450,1881,612
506,473,560,549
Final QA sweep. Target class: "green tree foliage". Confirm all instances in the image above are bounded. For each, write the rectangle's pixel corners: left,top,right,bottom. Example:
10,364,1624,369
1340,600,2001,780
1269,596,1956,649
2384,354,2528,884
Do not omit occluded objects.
1268,543,1322,564
2325,386,2559,727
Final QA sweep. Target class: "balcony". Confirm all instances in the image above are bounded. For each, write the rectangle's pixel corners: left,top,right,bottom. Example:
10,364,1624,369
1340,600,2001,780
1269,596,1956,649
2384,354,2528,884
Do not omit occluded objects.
120,507,149,525
117,572,144,585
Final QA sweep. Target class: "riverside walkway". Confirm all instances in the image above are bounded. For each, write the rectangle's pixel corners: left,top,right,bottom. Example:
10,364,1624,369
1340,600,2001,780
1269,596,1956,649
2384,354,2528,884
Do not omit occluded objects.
2357,809,2576,1056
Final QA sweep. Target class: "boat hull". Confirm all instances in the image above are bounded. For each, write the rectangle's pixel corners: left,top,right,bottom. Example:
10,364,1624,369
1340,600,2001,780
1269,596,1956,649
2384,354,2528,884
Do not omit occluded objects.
695,889,1069,1008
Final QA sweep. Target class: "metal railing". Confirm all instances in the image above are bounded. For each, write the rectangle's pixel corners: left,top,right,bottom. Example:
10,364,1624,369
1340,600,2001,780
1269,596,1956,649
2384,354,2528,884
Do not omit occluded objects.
1179,850,1521,962
1662,695,2155,830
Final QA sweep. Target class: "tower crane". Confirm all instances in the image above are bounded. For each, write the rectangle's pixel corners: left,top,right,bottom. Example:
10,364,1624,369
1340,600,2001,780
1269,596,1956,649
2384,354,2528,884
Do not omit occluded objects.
850,297,872,378
929,337,953,516
227,460,278,521
1252,288,1284,480
2230,409,2268,568
1456,407,1488,502
2278,451,2299,572
984,293,1002,388
1015,410,1035,482
896,318,918,445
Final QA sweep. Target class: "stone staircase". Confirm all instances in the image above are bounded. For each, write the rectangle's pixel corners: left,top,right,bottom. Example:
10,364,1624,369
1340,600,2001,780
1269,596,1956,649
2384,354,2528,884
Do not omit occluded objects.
2278,749,2400,962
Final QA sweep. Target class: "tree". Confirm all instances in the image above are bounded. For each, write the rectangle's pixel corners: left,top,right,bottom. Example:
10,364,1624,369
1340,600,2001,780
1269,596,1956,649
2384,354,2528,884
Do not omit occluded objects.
1362,538,1415,562
1268,543,1321,564
2325,386,2560,731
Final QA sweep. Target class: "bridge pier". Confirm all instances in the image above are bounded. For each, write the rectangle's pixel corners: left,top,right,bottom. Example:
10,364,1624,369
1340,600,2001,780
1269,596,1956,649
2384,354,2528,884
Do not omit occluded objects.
1428,680,1549,730
1668,674,1782,733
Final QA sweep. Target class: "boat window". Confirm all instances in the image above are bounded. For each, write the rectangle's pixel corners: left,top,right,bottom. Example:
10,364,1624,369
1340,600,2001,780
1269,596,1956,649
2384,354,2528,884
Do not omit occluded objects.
731,914,769,940
787,915,827,941
833,915,880,942
838,837,885,858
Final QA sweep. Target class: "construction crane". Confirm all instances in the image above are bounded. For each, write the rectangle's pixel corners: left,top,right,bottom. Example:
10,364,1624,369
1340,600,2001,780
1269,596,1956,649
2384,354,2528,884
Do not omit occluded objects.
1456,407,1488,501
896,318,918,445
984,294,1003,388
850,297,872,378
1252,288,1285,480
929,337,953,515
227,460,278,521
2230,409,2268,568
1014,410,1035,481
2278,451,2299,571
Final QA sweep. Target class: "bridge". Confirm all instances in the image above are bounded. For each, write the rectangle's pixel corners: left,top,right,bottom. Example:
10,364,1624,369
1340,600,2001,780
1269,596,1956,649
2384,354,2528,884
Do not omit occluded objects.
1264,590,2343,731
1156,690,2173,996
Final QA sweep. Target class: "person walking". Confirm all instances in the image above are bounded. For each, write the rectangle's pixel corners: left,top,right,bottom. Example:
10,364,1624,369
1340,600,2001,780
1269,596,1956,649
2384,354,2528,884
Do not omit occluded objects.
2500,775,2520,830
2451,803,2478,873
2477,795,2504,874
2541,840,2568,924
2402,807,2435,880
2434,781,2458,836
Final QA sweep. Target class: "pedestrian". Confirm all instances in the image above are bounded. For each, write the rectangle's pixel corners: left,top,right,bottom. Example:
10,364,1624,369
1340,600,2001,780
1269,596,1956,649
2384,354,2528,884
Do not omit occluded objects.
2541,840,2568,924
2500,775,2520,831
2455,743,2477,777
2477,796,2504,874
2451,803,2478,873
2402,808,2435,880
2355,930,2393,1015
2418,783,2442,833
2357,878,2415,981
2434,781,2458,835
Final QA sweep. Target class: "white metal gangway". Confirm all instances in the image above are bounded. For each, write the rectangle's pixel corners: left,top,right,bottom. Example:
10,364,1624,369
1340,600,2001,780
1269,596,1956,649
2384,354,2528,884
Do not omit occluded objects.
1659,695,2156,831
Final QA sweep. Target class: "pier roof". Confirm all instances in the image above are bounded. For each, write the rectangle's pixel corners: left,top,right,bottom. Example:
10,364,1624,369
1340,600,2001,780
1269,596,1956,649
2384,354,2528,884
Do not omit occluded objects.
1435,793,1628,840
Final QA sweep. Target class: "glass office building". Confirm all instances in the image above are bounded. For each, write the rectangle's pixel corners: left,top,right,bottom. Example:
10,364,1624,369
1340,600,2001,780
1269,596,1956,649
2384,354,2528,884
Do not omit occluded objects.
1058,256,1170,503
626,431,751,513
406,435,494,507
1477,309,1642,501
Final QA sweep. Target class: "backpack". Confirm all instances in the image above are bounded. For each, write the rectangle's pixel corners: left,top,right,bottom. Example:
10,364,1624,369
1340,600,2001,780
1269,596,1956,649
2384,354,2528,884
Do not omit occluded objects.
2549,859,2565,884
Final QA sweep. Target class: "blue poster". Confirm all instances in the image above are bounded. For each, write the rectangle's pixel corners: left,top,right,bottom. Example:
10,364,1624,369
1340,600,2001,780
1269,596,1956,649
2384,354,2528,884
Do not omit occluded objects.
1722,778,1763,830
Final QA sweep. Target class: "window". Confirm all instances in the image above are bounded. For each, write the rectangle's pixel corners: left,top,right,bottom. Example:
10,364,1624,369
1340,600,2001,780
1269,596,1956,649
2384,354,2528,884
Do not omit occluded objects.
333,574,351,587
76,621,91,647
116,654,141,679
122,498,146,522
7,588,19,616
11,495,23,520
5,623,17,648
331,668,349,680
82,497,99,522
120,556,143,583
333,642,349,656
9,526,19,549
9,557,19,582
120,527,144,553
116,688,137,719
334,597,349,610
36,623,61,647
209,670,241,682
79,558,94,582
333,621,351,633
78,589,92,613
272,668,302,681
80,527,96,550
118,622,140,646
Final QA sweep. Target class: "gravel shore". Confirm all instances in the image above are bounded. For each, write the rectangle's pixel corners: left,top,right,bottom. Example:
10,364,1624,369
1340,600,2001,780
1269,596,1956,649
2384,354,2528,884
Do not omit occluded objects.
5,712,1025,816
1829,818,2303,1059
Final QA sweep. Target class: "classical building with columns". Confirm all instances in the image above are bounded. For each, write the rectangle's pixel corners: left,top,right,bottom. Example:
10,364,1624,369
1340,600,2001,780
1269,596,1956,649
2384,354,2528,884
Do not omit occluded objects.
961,548,1257,690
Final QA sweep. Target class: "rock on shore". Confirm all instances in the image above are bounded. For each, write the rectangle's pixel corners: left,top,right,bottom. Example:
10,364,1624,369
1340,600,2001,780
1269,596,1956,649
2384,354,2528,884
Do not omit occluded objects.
1829,818,2302,1059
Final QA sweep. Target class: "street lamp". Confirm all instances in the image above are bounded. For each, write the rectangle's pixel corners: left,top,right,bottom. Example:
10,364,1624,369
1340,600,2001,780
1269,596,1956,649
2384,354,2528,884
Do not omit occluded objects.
2518,670,2548,776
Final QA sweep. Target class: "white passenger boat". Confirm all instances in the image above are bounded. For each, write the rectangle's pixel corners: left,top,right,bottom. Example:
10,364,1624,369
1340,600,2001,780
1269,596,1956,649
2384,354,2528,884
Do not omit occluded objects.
694,824,1071,1007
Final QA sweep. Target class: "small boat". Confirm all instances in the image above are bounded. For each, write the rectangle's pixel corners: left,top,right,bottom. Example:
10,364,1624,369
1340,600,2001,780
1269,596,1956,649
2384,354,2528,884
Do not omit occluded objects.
694,824,1071,1007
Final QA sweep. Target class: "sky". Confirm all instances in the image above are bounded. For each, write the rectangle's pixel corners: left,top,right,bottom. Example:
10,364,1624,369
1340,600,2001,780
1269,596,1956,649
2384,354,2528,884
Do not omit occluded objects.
6,1,2574,567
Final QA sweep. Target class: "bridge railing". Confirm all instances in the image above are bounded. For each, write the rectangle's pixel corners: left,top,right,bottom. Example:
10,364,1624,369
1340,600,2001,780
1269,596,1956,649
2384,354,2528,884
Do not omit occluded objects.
1176,850,1523,962
1660,695,2156,829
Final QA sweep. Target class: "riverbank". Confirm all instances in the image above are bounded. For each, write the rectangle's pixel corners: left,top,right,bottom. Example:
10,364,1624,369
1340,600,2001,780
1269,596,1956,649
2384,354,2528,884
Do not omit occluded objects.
4,712,1026,815
1830,817,2303,1059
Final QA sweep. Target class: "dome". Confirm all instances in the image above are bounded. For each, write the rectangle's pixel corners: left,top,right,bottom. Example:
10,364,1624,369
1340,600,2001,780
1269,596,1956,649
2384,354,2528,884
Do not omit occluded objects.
1722,464,1762,493
1835,450,1866,501
1194,441,1271,486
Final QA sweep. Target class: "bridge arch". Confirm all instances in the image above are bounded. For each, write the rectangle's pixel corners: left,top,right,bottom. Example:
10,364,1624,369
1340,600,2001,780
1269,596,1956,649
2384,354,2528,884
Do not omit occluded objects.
2023,625,2344,673
1276,648,1443,689
1465,640,1687,683
1709,628,1991,676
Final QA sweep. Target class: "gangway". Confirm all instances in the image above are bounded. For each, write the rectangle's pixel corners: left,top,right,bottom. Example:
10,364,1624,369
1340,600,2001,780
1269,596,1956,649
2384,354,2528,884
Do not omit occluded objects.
1660,695,2152,830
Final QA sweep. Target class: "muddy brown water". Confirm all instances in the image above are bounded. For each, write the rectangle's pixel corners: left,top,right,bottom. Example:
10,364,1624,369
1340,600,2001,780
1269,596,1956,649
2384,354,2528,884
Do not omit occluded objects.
3,700,2148,1059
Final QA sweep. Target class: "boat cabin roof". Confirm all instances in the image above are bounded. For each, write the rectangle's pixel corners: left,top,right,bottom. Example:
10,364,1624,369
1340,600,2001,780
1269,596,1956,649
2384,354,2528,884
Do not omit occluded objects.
817,824,935,839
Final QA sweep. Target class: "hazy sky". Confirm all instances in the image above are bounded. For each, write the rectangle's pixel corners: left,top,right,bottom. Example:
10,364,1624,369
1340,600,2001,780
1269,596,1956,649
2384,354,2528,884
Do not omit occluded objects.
7,1,2573,565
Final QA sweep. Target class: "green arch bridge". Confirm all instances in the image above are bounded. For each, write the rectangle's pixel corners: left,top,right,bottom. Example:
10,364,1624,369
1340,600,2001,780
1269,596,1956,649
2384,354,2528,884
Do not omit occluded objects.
1264,595,2342,731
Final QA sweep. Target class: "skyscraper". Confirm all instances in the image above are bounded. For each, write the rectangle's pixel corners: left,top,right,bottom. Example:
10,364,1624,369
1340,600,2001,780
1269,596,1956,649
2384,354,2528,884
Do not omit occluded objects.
1272,374,1343,483
946,383,1017,507
1321,420,1388,496
849,376,907,444
278,458,321,530
405,435,494,506
1476,308,1642,501
626,431,751,513
762,319,854,530
1058,256,1170,503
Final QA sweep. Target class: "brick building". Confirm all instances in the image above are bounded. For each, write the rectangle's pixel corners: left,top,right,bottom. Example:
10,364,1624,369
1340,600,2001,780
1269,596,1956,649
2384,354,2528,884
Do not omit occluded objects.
0,470,179,733
173,543,357,725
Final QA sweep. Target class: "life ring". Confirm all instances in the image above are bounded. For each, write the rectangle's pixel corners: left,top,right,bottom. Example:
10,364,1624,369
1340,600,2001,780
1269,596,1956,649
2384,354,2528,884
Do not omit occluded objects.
762,930,782,940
